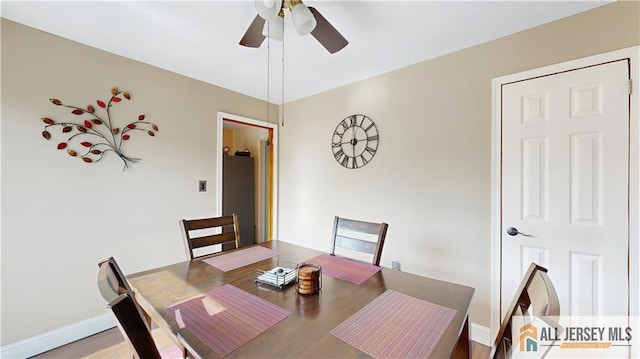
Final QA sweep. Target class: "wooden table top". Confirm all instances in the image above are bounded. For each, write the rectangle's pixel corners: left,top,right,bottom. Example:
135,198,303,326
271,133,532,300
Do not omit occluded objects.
128,241,475,358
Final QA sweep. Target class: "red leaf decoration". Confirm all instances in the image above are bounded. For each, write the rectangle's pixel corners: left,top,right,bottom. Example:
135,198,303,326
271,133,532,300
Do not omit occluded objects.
41,87,151,169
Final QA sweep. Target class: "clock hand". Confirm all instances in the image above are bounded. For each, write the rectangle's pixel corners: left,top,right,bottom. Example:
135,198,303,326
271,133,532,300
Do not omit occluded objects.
350,130,355,157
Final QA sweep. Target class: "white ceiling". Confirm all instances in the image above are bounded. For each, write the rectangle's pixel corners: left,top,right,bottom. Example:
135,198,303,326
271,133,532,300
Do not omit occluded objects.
1,1,612,104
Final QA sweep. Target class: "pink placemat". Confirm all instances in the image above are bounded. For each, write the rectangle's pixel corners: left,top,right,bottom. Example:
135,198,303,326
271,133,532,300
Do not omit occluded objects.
331,289,457,359
165,284,291,358
305,253,381,285
202,246,278,271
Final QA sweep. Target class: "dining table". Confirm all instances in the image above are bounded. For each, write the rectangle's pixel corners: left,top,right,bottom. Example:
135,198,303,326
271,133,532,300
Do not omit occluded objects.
127,240,475,359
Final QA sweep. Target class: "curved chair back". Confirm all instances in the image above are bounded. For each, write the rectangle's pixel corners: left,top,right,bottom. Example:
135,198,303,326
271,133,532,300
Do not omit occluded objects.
97,257,149,330
490,263,560,359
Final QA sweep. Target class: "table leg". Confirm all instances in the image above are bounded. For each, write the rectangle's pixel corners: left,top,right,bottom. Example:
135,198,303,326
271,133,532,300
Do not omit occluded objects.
452,316,471,358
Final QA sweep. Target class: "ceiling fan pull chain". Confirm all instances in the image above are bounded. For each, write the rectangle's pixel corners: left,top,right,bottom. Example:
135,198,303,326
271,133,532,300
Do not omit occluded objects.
281,30,285,127
266,25,270,131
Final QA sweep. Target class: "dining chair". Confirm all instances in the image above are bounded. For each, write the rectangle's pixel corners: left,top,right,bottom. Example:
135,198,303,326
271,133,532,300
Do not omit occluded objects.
98,258,188,359
330,216,389,266
108,294,185,359
181,214,241,260
97,257,148,327
489,263,560,359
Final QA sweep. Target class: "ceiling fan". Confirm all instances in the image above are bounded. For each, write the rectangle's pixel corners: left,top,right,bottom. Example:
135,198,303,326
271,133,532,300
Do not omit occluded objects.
239,0,349,54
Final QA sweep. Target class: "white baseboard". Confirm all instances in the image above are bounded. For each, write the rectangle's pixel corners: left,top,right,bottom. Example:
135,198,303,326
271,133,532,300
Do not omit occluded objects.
1,314,115,359
471,322,492,347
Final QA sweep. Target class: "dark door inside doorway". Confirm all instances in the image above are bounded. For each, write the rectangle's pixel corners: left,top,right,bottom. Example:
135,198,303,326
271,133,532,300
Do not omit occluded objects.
223,155,255,248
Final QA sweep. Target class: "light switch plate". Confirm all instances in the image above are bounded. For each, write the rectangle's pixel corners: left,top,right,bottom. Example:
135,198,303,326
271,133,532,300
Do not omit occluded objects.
198,180,207,192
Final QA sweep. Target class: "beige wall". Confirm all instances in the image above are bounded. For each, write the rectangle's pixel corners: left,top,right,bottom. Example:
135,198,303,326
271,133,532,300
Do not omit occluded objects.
0,19,278,344
278,0,639,329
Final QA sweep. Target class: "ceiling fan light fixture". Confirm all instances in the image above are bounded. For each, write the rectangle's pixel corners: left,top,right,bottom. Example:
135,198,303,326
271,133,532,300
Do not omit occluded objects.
262,16,284,41
290,2,316,36
255,0,283,21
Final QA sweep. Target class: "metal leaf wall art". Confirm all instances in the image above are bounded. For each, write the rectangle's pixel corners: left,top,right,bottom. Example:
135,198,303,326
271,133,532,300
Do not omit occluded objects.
40,87,158,170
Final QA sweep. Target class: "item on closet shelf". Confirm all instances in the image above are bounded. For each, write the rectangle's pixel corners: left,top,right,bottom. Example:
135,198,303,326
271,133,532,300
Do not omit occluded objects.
235,149,251,157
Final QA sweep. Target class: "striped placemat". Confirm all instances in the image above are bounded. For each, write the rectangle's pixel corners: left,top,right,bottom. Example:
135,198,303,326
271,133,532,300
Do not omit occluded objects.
305,253,381,285
202,246,278,272
331,289,457,358
165,284,291,358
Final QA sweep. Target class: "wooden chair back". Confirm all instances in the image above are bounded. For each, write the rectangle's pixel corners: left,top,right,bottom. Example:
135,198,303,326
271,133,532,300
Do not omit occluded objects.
109,294,162,359
98,257,151,330
490,263,560,359
330,216,389,266
97,257,134,301
181,214,241,259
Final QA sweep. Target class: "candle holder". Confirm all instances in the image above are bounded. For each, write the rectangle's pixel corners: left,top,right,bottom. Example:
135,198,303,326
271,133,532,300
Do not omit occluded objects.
296,263,321,295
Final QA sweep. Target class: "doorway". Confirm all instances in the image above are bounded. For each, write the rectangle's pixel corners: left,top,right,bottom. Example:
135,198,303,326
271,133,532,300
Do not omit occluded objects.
490,46,639,343
216,111,278,244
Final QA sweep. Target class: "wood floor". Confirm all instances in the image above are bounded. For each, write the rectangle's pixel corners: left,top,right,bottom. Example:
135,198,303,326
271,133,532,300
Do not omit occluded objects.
31,327,491,358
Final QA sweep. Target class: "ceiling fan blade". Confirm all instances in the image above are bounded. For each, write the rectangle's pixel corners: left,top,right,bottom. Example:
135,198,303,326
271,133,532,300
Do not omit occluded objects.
239,14,266,48
308,7,348,54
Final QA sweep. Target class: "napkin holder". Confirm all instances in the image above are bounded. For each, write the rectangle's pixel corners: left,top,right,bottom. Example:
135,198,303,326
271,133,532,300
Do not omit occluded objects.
255,266,297,290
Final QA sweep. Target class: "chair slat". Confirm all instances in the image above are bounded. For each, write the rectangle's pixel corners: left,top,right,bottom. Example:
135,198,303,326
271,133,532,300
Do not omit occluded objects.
190,232,237,249
334,235,377,254
183,216,235,231
337,217,384,236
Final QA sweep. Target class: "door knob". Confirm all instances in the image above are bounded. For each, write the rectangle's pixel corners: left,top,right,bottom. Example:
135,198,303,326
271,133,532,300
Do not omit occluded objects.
506,227,533,237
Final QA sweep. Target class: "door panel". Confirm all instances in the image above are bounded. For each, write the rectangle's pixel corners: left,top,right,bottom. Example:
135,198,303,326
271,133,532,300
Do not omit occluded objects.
501,60,629,318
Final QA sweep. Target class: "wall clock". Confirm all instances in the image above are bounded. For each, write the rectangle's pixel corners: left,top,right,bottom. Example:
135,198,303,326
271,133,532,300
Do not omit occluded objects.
331,114,379,169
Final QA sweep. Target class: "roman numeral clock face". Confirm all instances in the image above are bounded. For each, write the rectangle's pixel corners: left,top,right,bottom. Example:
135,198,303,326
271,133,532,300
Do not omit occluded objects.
331,114,379,169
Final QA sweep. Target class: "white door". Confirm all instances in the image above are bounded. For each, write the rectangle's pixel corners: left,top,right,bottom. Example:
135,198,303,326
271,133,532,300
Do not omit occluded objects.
501,60,630,318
